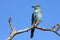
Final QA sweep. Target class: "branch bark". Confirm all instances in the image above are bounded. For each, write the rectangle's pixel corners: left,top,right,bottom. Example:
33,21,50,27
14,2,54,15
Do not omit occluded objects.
7,17,60,40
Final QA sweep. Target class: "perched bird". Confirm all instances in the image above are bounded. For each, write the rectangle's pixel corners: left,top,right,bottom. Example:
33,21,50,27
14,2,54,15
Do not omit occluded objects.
30,4,42,38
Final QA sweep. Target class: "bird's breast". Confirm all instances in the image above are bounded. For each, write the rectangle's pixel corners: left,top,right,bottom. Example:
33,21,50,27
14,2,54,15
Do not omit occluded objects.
37,13,42,18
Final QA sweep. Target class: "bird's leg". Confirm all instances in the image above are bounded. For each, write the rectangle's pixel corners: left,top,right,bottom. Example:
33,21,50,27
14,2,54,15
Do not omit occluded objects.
35,21,39,27
32,20,39,28
32,21,36,28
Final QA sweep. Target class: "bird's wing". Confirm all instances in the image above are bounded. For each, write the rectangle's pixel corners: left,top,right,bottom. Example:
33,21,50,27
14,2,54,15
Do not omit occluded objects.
31,12,36,25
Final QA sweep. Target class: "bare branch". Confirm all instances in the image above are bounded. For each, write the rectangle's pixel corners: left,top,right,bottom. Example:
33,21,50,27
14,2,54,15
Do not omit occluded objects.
16,26,33,34
7,17,60,40
36,26,51,31
7,17,33,40
36,25,60,36
8,17,15,31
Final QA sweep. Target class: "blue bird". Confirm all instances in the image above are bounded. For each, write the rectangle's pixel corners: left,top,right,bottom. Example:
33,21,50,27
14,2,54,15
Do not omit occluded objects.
30,4,42,38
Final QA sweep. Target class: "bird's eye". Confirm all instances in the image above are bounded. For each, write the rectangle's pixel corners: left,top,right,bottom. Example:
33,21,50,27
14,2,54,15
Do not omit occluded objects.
35,6,38,7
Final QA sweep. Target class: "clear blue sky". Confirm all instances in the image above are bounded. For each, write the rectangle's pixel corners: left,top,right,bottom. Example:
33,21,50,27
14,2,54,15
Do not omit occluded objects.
0,0,60,40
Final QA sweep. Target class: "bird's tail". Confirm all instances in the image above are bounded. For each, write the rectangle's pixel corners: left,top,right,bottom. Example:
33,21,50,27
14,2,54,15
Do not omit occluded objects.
30,28,35,38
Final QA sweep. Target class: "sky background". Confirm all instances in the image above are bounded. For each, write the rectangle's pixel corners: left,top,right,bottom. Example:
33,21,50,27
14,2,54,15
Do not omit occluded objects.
0,0,60,40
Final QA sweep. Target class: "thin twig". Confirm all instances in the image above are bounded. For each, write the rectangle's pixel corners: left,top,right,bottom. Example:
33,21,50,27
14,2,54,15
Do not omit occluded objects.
8,17,15,31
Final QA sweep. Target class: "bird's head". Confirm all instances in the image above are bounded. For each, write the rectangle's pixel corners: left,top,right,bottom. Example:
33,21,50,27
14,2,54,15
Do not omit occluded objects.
32,4,40,9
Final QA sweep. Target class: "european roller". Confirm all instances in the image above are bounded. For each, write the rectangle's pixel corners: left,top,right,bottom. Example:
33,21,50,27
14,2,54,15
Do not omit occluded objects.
30,4,42,38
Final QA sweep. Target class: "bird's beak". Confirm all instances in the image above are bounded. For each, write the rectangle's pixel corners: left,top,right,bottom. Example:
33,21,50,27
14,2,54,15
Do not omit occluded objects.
32,6,35,8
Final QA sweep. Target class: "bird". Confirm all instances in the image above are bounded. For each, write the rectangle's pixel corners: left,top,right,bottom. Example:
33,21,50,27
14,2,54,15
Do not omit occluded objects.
30,4,42,38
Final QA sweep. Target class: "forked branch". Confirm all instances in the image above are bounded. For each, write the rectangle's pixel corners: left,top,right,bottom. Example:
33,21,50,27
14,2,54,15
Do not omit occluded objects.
7,17,60,40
